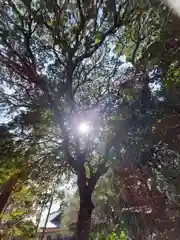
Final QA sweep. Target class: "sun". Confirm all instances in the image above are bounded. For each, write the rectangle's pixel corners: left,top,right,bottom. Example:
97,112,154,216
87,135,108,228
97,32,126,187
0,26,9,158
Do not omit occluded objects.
78,121,90,135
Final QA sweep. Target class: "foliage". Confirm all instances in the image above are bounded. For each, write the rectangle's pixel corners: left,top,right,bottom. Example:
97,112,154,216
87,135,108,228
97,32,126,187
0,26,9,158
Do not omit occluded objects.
1,0,180,239
7,220,36,238
90,230,126,240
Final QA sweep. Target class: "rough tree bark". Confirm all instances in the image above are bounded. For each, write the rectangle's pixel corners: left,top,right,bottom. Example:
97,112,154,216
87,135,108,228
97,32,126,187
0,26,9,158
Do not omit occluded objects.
74,161,95,240
75,185,94,240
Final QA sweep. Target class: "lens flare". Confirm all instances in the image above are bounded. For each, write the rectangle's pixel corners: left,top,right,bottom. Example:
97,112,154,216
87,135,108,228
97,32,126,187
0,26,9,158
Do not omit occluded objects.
78,121,90,134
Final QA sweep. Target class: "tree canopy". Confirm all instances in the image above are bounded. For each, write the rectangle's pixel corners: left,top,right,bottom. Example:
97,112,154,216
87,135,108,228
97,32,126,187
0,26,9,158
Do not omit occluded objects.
1,0,180,240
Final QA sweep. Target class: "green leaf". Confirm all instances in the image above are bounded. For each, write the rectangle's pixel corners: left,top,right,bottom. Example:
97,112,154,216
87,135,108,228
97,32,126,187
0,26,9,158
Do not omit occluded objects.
115,42,121,56
47,19,56,27
107,232,117,240
11,211,25,217
124,47,131,58
85,164,90,179
120,230,126,240
95,31,102,44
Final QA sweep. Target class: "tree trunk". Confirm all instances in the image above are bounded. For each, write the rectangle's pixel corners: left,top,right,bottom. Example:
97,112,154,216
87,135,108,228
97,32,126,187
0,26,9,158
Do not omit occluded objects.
40,184,55,240
35,192,48,233
75,188,94,240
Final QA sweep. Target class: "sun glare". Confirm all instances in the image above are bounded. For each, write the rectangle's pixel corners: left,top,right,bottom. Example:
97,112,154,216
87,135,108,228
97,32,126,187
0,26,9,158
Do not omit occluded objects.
78,121,90,135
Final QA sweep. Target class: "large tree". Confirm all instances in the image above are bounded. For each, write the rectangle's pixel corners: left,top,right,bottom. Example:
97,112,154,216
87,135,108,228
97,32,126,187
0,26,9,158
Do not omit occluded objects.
0,0,175,239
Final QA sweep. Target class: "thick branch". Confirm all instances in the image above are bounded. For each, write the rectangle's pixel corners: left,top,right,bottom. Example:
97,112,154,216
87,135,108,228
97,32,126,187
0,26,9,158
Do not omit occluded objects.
89,119,128,190
76,21,122,64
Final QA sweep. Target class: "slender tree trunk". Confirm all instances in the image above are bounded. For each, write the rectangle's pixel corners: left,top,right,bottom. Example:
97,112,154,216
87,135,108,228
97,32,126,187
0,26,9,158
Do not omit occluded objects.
35,196,47,233
40,186,55,240
75,186,94,240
